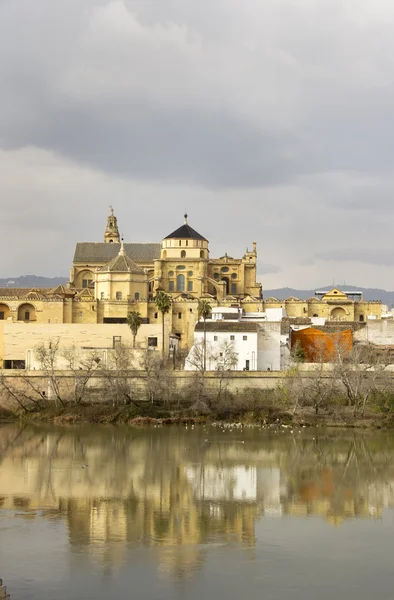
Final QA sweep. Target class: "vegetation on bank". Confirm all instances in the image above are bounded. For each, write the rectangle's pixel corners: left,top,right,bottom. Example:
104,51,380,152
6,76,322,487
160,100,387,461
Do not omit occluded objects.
2,385,394,429
2,333,394,428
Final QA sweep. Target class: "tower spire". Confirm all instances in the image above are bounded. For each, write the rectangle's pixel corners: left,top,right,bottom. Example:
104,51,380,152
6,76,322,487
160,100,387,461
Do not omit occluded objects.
104,207,120,243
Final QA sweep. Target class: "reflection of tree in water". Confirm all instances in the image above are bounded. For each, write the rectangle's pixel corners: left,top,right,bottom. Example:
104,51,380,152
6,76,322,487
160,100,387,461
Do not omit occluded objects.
284,432,394,521
2,424,394,578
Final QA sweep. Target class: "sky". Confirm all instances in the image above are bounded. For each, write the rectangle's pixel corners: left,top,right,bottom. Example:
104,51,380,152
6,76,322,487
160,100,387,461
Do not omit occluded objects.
1,0,394,289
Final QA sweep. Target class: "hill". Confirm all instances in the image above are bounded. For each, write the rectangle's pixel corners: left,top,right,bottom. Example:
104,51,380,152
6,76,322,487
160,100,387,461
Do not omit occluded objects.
1,277,393,306
264,285,394,306
0,275,68,288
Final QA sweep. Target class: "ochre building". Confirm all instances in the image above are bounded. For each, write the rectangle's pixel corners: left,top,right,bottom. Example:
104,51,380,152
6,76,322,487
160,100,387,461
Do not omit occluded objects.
0,210,263,363
0,210,383,366
264,288,382,323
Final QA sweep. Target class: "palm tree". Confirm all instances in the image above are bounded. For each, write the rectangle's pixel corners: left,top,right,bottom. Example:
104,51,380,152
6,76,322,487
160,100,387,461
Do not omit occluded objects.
198,299,212,371
127,311,143,348
155,291,172,358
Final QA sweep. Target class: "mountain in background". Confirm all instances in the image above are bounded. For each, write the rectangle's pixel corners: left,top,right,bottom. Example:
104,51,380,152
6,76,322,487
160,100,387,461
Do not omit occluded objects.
0,275,68,288
1,277,393,306
264,285,394,306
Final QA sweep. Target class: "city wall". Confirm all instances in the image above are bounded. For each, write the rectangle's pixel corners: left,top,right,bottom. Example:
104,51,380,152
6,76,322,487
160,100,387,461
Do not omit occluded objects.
3,365,394,408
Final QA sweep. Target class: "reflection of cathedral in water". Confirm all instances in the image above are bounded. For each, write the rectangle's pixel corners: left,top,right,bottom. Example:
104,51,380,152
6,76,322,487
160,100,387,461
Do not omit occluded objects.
2,425,394,578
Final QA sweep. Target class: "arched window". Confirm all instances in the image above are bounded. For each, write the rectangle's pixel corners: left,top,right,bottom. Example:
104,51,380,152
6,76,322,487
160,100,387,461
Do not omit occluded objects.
200,250,205,259
177,274,185,292
79,270,94,289
135,292,140,300
359,314,364,322
162,250,167,259
0,303,11,320
17,303,36,321
181,250,186,258
116,291,122,300
221,277,230,295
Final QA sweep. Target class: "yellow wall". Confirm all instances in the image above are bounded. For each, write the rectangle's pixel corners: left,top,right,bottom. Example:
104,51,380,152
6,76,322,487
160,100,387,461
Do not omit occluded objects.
1,322,164,362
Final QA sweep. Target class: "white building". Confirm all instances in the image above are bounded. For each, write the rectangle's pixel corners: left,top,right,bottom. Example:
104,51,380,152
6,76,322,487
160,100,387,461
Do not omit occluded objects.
185,320,281,371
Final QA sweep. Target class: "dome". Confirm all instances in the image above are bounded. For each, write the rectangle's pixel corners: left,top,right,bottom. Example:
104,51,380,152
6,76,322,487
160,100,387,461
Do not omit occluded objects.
164,214,207,242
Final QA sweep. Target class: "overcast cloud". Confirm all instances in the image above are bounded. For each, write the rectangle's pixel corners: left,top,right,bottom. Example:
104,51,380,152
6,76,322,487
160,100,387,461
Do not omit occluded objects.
1,0,394,289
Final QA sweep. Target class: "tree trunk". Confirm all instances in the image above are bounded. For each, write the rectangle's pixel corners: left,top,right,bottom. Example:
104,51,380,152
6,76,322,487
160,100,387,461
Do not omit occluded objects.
162,312,165,359
203,318,207,372
133,333,136,348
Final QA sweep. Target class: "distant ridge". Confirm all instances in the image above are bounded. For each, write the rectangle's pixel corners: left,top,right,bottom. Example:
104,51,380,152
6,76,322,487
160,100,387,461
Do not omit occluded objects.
1,277,393,306
264,285,394,306
0,275,68,288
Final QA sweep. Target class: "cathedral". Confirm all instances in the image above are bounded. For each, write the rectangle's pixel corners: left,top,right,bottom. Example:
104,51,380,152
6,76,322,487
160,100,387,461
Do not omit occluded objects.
69,208,263,346
0,209,264,357
0,209,383,368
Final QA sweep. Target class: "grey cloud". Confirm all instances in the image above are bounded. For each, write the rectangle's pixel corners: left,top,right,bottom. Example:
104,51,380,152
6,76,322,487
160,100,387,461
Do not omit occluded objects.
1,101,301,188
315,248,394,267
257,262,281,275
2,0,394,286
2,0,394,188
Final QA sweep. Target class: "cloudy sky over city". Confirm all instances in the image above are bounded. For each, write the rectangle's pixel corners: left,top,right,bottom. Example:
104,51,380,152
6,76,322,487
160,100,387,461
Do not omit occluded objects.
1,0,394,289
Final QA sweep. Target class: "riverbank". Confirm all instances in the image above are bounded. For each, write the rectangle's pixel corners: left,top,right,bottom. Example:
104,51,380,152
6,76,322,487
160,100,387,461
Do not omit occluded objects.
1,403,393,429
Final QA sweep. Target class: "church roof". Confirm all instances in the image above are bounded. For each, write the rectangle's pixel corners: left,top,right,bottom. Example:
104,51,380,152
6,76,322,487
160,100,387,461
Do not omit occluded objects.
164,221,207,241
100,252,145,274
195,321,258,333
73,242,161,264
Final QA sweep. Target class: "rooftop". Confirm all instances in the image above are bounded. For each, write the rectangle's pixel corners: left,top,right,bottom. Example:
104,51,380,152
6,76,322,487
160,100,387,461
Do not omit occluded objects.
164,215,207,242
100,247,145,274
195,321,258,333
73,242,161,264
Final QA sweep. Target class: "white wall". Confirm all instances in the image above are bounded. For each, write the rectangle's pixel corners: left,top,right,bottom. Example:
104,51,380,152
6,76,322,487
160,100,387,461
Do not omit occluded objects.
186,322,282,371
185,330,258,371
354,321,394,345
257,322,281,371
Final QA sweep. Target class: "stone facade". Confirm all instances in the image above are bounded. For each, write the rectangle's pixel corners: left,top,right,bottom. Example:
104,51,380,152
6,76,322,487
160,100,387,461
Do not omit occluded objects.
264,288,382,323
0,210,383,366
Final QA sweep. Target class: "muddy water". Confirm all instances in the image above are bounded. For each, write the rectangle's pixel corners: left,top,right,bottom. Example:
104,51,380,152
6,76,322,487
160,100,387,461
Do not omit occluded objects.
1,423,394,599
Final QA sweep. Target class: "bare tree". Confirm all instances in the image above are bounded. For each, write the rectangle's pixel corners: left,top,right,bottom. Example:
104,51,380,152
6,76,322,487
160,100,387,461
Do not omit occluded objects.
333,342,392,416
101,345,137,406
284,337,339,415
62,347,102,404
215,340,238,401
34,339,65,407
143,349,173,405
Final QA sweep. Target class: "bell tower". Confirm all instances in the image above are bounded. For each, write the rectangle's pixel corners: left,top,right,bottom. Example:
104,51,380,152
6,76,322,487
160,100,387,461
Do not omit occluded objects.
104,206,120,243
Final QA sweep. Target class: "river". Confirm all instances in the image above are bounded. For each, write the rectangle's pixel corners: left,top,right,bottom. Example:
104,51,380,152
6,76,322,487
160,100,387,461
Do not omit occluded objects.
1,423,394,599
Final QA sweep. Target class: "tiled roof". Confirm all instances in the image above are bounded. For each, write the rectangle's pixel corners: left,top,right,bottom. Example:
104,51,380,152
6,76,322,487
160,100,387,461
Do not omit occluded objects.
100,253,145,274
73,242,161,264
195,321,258,332
0,288,49,299
164,223,207,241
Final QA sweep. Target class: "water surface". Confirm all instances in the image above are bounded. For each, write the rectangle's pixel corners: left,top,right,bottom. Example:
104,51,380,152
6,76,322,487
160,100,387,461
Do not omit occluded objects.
1,423,394,599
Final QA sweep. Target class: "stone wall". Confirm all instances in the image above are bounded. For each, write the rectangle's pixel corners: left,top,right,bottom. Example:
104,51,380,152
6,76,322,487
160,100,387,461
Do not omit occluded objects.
0,322,164,364
354,320,394,346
